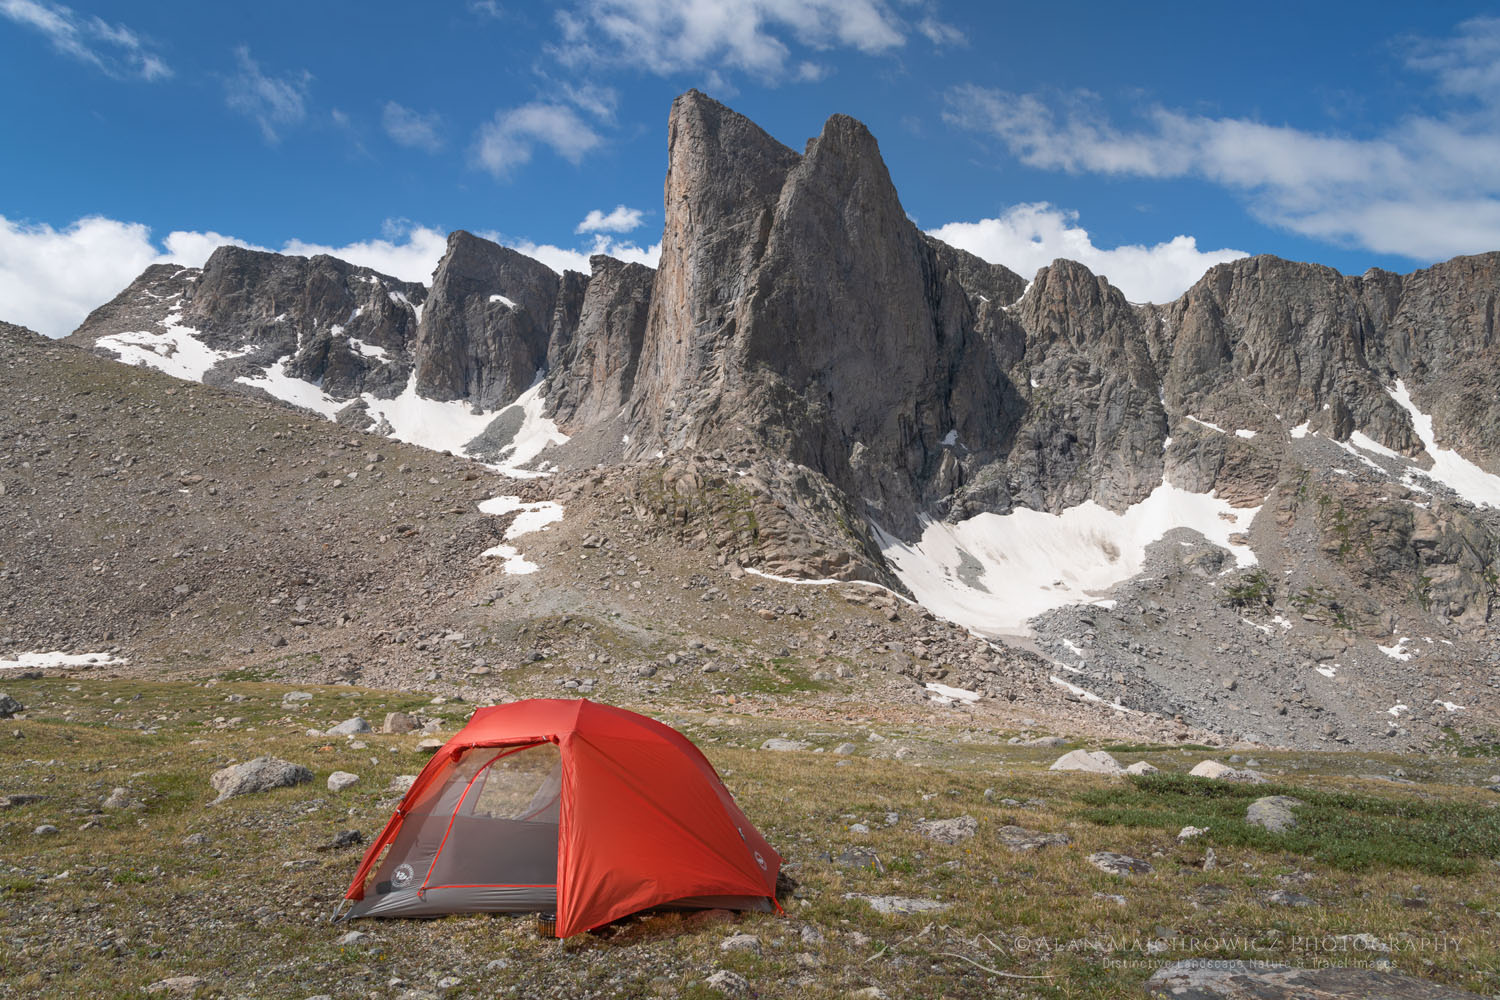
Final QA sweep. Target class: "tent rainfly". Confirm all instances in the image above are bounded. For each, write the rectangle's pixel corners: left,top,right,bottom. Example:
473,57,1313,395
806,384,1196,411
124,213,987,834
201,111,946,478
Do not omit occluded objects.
340,698,782,936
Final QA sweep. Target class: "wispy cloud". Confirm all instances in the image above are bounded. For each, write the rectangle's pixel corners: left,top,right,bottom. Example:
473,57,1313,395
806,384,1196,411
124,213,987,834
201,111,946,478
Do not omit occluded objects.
552,0,915,82
943,17,1500,261
575,204,644,234
473,102,604,177
382,101,444,152
224,45,311,144
505,233,661,275
929,203,1246,304
0,0,170,80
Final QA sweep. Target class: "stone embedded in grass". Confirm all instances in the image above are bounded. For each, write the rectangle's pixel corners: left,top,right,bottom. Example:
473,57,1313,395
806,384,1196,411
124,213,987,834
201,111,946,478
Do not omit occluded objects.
1087,851,1153,876
209,756,313,804
1050,749,1123,774
416,738,444,753
0,693,24,718
844,893,947,914
1022,735,1067,747
145,976,204,995
1125,761,1159,775
1264,889,1316,907
389,774,417,792
1145,959,1488,999
719,933,761,954
1189,759,1267,783
1246,795,1303,833
101,787,136,810
915,814,977,844
832,742,857,755
33,823,59,836
761,737,810,752
996,824,1070,851
282,691,312,705
326,717,371,736
704,970,750,997
327,771,359,793
1177,825,1209,841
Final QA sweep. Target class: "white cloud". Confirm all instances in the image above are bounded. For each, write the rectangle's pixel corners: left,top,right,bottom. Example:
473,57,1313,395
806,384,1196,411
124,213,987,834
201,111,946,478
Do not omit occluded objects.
382,101,443,152
552,0,909,79
0,0,170,80
474,103,604,177
942,19,1500,261
504,234,662,274
0,216,449,338
575,204,644,234
928,203,1247,304
915,16,964,47
224,45,311,144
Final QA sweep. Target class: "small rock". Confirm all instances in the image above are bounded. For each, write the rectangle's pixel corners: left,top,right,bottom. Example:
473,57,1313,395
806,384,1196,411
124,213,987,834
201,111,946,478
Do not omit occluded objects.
1189,759,1267,783
0,693,24,718
1093,892,1127,906
1177,825,1209,841
416,738,444,753
1125,761,1159,776
182,833,209,846
1023,736,1067,747
760,738,810,752
719,933,761,954
915,814,977,844
317,830,363,851
1246,795,1302,833
832,742,857,755
338,931,369,946
1203,847,1218,871
704,970,750,996
33,823,59,836
996,825,1070,851
800,925,825,945
282,691,313,704
848,822,870,834
848,990,887,1000
327,771,360,793
1087,851,1153,876
101,787,135,810
1265,889,1316,907
1050,749,1123,774
326,717,371,736
844,893,947,914
389,775,417,792
145,976,204,995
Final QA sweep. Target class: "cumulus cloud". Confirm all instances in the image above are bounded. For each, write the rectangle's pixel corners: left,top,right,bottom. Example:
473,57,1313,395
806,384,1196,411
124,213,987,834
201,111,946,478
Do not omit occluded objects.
474,102,604,177
0,216,451,338
942,18,1500,261
224,45,311,144
0,0,170,80
575,204,644,234
928,203,1247,304
552,0,911,80
505,234,662,275
382,101,443,152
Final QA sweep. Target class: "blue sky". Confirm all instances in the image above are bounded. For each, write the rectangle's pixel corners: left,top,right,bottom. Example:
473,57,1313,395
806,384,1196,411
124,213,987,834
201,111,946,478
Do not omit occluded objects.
3,1,1498,336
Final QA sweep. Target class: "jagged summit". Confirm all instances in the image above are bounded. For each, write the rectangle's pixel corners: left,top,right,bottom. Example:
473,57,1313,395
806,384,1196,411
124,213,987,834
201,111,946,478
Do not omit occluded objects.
53,92,1500,750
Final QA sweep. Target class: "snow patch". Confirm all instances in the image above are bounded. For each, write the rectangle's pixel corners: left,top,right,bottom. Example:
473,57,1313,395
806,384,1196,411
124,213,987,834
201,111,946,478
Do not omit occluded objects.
925,682,980,705
1,651,126,670
1234,428,1257,439
1289,422,1310,439
488,294,517,309
477,380,570,478
97,308,251,381
940,429,959,447
479,544,538,575
1387,380,1500,508
348,338,391,361
1186,415,1226,434
1388,704,1409,717
1432,699,1464,713
478,495,564,539
874,483,1259,636
1377,637,1413,661
235,358,343,418
1315,664,1337,679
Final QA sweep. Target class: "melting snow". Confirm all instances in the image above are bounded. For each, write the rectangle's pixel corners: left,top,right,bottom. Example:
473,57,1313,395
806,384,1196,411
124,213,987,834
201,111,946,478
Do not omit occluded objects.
1377,637,1413,661
1186,415,1226,433
1289,422,1310,439
1387,380,1500,508
1315,664,1337,679
1271,615,1293,630
348,338,390,361
1059,638,1086,660
874,483,1259,636
488,294,516,308
479,381,570,478
479,544,538,575
940,429,959,447
1234,429,1257,439
236,359,343,418
479,495,564,539
925,682,980,705
1388,704,1409,717
1,651,126,670
97,308,251,381
1432,699,1464,712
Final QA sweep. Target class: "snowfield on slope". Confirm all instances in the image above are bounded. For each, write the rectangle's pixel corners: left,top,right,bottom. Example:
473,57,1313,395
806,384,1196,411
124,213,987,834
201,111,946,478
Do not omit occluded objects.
874,483,1259,636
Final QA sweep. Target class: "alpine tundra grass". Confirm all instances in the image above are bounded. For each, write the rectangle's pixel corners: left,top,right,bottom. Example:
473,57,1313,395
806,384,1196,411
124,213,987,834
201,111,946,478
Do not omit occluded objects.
2,676,1498,998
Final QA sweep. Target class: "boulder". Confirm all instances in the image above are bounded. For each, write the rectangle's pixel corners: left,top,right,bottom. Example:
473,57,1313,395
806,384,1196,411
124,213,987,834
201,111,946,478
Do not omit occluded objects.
326,717,371,736
1088,851,1153,876
760,738,810,752
1125,761,1159,776
1050,749,1123,774
327,771,360,793
382,711,416,734
1246,795,1302,833
0,693,24,718
915,814,977,844
996,825,1070,852
1189,760,1267,783
209,756,312,804
1144,959,1486,998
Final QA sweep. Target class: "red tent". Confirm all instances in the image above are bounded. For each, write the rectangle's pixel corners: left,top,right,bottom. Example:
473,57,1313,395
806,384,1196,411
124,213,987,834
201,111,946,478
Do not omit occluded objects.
342,698,781,937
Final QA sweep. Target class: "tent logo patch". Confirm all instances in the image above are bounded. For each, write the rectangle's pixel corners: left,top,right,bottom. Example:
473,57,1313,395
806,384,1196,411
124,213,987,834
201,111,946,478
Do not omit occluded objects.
753,851,767,870
392,863,415,887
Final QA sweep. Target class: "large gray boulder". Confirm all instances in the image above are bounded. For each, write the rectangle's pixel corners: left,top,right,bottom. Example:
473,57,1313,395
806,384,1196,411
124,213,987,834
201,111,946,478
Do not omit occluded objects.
209,756,312,804
1050,749,1124,775
1245,795,1303,833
